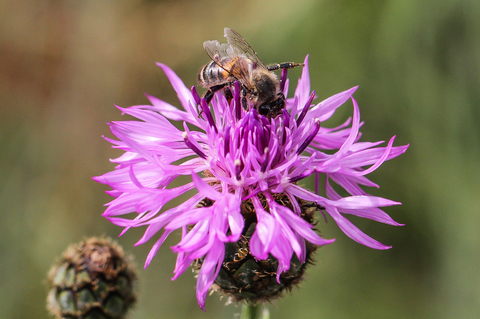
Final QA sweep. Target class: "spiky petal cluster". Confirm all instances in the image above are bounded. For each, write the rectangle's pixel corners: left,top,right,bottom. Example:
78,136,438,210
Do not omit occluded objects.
94,56,408,309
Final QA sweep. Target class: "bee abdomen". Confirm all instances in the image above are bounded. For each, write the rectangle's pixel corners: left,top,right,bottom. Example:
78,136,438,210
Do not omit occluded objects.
198,60,230,87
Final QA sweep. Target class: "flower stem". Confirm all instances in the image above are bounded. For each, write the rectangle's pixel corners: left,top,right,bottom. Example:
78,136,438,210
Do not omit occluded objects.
240,303,270,319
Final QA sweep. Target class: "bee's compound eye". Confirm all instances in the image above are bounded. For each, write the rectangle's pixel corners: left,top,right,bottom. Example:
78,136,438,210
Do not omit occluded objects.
258,104,270,115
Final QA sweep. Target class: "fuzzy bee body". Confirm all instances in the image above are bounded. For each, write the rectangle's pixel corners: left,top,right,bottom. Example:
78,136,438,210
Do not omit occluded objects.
198,28,303,118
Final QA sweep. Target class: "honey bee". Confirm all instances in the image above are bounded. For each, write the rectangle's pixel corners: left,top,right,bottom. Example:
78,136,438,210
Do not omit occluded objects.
198,28,304,118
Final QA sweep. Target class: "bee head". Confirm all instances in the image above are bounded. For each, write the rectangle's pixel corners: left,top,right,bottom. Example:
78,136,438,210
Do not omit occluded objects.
257,94,285,118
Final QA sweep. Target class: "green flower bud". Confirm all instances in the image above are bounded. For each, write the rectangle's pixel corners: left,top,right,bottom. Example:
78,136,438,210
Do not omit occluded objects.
47,237,137,319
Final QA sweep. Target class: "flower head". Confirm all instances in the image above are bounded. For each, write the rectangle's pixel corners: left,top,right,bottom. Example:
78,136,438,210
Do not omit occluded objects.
94,56,408,309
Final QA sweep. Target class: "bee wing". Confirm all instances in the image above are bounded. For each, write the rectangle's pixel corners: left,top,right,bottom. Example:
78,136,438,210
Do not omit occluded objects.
203,37,254,89
224,28,267,69
203,40,234,72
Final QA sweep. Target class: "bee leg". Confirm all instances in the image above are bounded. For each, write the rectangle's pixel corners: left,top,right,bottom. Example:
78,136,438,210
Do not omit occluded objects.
200,83,235,118
267,62,304,71
268,63,304,93
224,88,233,104
241,87,249,110
242,97,248,110
198,87,221,118
204,83,232,104
204,87,219,104
204,90,214,105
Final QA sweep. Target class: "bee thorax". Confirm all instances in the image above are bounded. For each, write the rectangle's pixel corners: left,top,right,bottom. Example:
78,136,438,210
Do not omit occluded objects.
252,72,278,106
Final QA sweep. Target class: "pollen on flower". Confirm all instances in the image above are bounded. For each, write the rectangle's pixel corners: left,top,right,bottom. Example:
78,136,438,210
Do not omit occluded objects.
94,55,408,310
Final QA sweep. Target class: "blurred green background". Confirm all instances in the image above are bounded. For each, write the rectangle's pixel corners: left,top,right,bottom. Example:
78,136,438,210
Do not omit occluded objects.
1,0,479,318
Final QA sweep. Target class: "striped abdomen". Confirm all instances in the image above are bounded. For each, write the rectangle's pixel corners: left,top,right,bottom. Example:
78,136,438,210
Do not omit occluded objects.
197,58,237,87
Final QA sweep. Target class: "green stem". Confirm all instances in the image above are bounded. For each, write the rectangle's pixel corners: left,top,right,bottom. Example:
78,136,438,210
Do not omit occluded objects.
240,303,270,319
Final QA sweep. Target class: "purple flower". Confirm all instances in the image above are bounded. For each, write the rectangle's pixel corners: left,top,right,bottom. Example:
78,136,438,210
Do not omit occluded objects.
94,56,408,309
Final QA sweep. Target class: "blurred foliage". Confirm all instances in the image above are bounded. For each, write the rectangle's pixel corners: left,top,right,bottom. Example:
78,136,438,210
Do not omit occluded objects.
0,0,479,318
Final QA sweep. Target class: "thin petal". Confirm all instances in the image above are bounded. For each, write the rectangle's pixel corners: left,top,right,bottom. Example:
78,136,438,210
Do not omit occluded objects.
327,207,391,250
